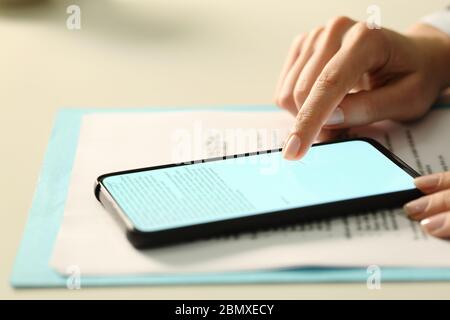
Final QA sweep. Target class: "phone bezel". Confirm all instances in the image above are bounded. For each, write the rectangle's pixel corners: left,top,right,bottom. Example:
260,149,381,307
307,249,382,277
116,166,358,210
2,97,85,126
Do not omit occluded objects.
95,137,422,249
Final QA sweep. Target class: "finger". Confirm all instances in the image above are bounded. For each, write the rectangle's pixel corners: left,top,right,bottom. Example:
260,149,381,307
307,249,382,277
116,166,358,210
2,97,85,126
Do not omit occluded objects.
283,23,389,160
415,171,450,194
274,34,306,110
322,75,427,128
293,17,355,111
421,211,450,239
277,27,324,115
404,189,450,221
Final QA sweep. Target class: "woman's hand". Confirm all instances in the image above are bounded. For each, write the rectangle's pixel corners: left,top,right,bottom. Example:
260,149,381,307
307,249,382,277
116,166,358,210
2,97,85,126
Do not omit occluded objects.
275,16,450,160
405,172,450,239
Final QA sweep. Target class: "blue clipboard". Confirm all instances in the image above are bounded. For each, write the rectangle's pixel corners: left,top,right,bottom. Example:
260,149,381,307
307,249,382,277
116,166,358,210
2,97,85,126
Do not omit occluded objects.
10,104,450,288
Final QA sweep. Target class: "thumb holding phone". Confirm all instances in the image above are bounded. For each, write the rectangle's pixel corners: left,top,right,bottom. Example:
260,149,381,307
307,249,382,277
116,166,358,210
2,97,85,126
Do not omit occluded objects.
406,172,450,239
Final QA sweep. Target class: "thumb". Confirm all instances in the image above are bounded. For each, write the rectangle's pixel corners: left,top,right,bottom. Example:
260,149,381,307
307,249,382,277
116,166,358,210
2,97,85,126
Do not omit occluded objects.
323,75,426,128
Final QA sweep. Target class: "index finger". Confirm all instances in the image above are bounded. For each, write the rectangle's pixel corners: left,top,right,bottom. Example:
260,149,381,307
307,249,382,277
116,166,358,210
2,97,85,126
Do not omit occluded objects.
282,23,389,160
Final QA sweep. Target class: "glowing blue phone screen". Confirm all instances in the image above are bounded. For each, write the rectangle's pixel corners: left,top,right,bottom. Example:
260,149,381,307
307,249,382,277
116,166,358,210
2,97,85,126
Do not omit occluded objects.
102,140,415,232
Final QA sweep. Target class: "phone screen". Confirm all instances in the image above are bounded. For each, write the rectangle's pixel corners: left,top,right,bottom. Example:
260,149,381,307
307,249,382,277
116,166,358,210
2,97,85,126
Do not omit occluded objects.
102,140,416,232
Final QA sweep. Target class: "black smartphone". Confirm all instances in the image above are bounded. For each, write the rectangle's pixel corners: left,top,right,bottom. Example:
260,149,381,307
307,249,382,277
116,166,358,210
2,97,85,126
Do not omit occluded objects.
95,138,422,249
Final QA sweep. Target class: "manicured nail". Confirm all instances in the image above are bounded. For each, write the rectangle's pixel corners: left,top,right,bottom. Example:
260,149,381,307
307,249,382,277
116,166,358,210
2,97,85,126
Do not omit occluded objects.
324,107,344,126
404,197,429,217
415,174,440,191
421,214,446,234
283,134,301,160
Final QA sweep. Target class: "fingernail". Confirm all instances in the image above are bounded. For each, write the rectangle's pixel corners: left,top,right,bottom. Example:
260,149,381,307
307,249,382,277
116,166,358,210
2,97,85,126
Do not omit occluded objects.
421,214,446,234
283,134,301,160
415,174,440,191
404,197,429,217
324,107,344,126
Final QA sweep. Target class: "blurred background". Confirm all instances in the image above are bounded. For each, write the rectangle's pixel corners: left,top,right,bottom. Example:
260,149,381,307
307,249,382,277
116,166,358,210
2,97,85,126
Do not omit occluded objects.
0,0,448,298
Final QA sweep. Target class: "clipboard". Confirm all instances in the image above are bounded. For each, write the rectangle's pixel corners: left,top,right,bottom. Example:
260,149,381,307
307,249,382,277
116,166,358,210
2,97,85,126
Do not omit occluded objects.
11,105,450,288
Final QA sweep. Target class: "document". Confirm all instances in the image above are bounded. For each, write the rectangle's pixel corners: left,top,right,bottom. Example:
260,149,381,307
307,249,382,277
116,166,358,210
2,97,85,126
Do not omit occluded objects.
50,109,450,275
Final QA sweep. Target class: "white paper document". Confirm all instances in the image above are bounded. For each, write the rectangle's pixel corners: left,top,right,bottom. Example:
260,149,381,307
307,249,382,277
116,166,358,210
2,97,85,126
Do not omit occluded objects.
51,109,450,276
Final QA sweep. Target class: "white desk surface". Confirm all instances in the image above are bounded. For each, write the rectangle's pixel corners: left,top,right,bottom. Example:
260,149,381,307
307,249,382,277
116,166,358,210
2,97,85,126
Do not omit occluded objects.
1,0,449,299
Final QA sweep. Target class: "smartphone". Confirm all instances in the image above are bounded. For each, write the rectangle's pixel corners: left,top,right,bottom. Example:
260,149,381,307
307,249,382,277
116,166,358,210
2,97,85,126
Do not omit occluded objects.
95,138,422,249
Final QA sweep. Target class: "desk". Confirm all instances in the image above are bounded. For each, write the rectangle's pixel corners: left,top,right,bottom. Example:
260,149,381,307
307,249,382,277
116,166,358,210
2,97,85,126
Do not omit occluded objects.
1,0,449,299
